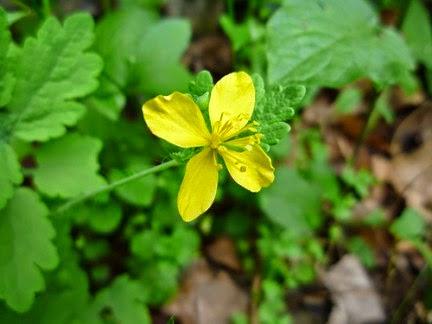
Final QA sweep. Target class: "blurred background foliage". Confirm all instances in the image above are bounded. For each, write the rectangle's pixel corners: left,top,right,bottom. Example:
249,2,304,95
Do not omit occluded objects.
0,0,432,323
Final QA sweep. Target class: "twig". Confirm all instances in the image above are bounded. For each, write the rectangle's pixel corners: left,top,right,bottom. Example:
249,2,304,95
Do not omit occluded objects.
54,159,178,215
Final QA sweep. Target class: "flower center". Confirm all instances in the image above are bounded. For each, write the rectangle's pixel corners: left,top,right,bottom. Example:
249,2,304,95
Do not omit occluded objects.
209,133,222,149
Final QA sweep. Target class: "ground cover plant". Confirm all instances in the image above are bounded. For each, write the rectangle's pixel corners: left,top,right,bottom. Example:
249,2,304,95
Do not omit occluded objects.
0,0,432,323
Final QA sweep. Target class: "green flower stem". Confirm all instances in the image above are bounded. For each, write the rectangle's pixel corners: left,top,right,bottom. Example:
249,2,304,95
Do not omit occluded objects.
54,159,179,215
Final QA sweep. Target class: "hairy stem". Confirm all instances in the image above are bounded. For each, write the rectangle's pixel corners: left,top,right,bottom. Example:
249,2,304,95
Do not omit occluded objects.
54,159,179,215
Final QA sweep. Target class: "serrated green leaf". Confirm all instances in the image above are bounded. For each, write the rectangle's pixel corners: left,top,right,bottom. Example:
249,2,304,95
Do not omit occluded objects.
390,208,426,241
34,133,105,198
0,188,58,312
189,70,214,96
260,167,322,235
84,275,151,324
260,122,290,146
267,0,415,88
0,141,22,209
255,84,303,145
6,13,102,141
402,0,432,68
0,8,14,108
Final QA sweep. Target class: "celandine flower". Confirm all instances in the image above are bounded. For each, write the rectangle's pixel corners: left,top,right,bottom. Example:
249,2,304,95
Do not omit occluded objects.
142,72,274,221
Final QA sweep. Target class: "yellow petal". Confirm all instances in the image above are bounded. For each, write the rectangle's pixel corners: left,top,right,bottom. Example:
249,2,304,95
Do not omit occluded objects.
177,148,219,221
219,145,274,192
142,92,210,148
209,72,255,139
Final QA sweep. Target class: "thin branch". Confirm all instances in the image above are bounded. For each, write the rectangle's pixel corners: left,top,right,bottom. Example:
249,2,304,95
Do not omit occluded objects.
54,159,179,215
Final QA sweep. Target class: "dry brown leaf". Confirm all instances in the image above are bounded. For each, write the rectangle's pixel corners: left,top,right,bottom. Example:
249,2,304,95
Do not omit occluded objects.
164,259,248,324
321,255,386,324
206,236,242,271
389,104,432,221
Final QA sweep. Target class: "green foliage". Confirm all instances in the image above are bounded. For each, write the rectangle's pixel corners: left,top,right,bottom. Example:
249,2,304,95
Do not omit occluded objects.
347,236,376,268
259,280,292,324
188,70,213,111
260,167,322,234
4,13,102,142
253,74,305,146
0,220,89,323
390,208,432,265
390,208,426,241
71,201,123,234
341,165,375,199
267,0,415,88
188,70,214,96
84,275,151,324
0,0,430,320
94,8,191,95
0,142,22,209
335,87,362,115
85,77,126,121
34,134,105,198
0,8,13,108
110,163,157,207
0,189,58,312
402,0,432,68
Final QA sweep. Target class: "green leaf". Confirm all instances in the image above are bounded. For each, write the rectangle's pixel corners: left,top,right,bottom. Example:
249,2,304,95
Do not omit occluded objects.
220,15,251,51
0,8,14,108
5,13,102,141
390,208,426,241
347,236,376,268
94,9,191,95
402,0,432,68
341,166,375,198
0,188,58,312
131,226,199,266
0,141,22,209
0,219,89,323
70,201,122,234
109,163,157,207
85,76,126,121
267,0,415,88
334,87,362,115
84,275,151,324
255,84,305,145
138,261,179,305
188,70,214,96
369,90,394,128
94,8,158,89
134,19,191,95
34,133,105,198
260,167,322,235
6,10,29,26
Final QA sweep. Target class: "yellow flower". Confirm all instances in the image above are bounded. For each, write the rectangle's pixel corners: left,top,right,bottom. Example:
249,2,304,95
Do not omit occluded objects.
142,72,274,221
